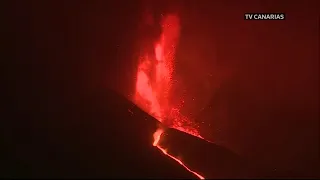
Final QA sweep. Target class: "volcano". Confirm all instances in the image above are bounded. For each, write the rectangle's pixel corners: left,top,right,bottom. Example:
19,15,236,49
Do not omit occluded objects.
4,0,318,179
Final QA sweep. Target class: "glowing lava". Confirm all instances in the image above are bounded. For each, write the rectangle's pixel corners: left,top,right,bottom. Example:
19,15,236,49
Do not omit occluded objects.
134,14,202,138
153,128,205,179
134,14,205,179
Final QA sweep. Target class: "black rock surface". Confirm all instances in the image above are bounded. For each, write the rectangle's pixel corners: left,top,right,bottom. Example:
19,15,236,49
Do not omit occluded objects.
2,89,198,178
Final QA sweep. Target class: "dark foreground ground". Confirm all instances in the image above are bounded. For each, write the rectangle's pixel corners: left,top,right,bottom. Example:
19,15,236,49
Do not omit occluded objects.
2,88,198,178
0,87,281,178
2,85,315,178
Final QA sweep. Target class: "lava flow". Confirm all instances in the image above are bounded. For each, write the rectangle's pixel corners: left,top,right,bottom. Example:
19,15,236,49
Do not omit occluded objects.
153,128,205,179
134,14,205,179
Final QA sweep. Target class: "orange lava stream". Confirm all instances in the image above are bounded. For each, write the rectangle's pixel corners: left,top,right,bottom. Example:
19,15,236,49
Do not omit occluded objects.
153,128,205,179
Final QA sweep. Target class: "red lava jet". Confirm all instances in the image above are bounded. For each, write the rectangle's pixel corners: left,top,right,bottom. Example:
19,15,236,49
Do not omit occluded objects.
134,14,205,179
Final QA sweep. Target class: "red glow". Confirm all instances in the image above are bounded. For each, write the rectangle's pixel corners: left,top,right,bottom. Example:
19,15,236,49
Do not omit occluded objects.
133,13,205,179
134,14,202,138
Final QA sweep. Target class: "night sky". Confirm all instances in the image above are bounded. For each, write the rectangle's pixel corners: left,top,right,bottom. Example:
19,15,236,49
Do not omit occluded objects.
3,0,319,178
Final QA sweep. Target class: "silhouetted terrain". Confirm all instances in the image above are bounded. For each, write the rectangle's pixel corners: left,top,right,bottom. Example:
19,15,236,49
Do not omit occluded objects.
3,88,199,178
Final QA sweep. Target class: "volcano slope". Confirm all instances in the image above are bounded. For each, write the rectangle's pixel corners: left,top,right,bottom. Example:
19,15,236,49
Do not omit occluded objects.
3,86,315,179
159,128,264,179
2,89,197,178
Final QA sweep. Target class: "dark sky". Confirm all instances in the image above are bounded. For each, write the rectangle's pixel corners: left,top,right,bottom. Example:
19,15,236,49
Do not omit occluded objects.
3,0,319,178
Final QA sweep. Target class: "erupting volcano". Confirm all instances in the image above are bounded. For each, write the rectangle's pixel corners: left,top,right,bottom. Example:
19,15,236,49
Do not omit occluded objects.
133,13,205,179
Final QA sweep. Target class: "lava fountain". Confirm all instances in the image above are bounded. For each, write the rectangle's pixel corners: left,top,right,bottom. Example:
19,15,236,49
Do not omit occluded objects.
134,14,205,179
